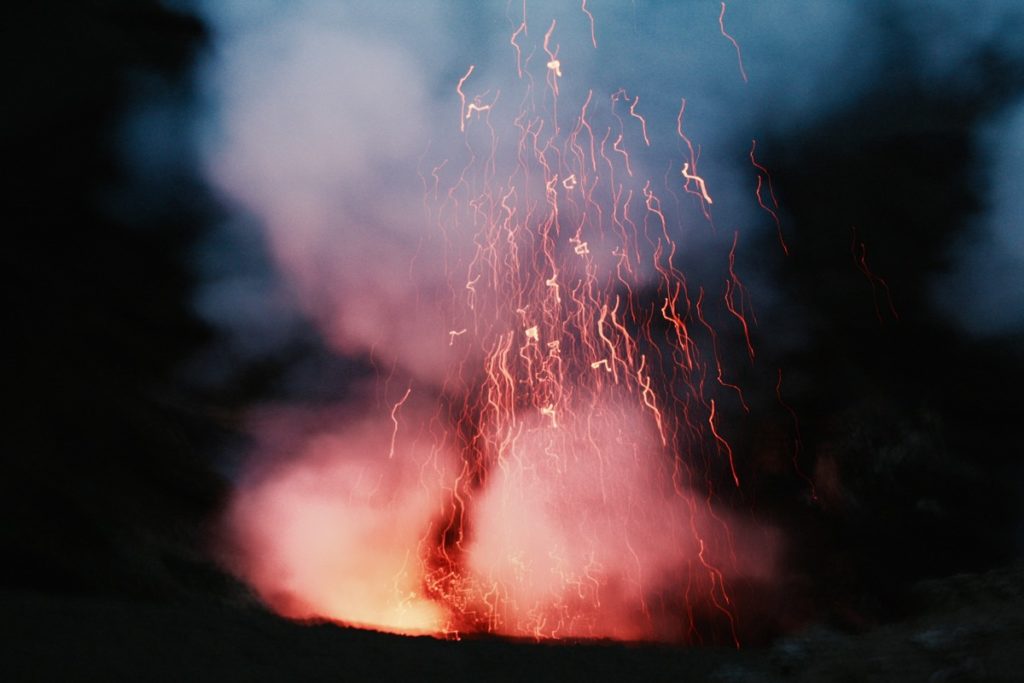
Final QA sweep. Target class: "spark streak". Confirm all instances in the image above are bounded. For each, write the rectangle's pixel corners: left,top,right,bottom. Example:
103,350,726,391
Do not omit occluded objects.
581,0,597,49
718,2,748,83
851,226,899,322
750,139,788,254
388,387,412,459
681,162,713,205
457,65,475,132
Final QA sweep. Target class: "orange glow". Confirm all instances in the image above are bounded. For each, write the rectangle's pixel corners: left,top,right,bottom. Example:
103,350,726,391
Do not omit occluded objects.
222,408,458,636
461,400,702,640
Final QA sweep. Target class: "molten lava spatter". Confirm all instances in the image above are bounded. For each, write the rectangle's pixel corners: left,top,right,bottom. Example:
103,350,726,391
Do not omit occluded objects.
223,3,783,645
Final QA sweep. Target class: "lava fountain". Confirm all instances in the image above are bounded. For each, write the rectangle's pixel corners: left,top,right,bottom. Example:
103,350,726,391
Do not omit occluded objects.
218,2,782,644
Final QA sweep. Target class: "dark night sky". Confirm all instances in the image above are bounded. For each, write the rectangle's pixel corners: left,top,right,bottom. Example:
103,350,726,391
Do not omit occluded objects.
3,0,1024,676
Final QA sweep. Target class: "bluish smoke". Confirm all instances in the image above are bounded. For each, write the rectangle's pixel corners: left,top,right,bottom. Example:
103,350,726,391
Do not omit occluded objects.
182,0,1024,357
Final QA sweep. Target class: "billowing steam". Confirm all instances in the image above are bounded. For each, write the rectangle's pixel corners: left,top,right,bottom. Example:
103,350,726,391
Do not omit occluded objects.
190,0,1024,641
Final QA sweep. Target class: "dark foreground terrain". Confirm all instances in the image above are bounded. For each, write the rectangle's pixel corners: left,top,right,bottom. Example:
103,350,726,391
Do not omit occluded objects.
3,564,1023,682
